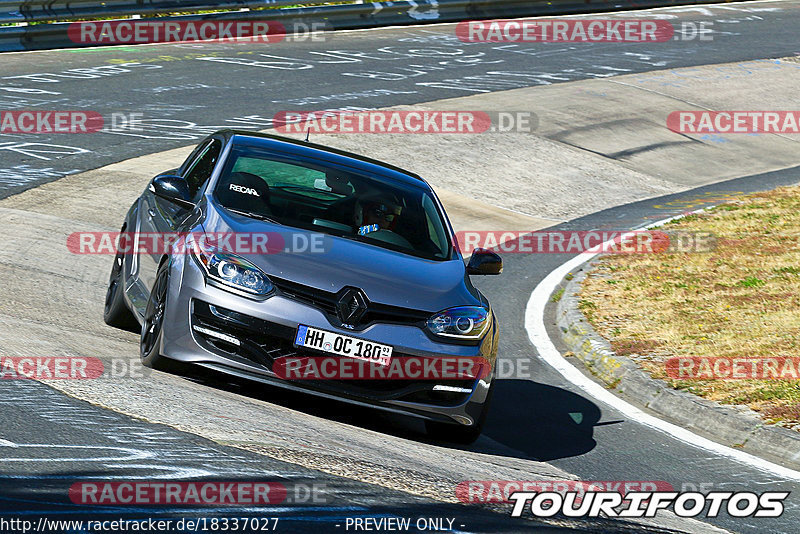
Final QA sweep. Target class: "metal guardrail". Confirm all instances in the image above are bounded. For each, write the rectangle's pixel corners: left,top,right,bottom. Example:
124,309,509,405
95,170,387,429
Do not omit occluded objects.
0,0,740,52
0,0,315,24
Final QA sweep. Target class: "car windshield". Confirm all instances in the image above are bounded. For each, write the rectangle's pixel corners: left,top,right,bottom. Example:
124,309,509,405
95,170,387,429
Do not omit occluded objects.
213,146,452,261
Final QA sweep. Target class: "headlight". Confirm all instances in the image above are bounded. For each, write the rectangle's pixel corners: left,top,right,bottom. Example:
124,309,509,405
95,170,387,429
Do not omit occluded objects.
427,306,490,340
188,237,273,297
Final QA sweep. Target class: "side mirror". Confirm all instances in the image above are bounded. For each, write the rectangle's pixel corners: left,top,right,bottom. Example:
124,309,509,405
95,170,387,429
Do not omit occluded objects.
467,248,503,275
150,174,193,209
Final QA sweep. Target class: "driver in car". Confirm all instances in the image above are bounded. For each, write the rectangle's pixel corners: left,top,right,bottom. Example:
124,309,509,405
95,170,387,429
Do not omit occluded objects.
365,202,402,231
356,194,402,234
354,194,413,249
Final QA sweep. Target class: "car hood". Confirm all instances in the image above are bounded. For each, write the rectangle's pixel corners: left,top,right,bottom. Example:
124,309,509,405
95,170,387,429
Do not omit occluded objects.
201,205,479,312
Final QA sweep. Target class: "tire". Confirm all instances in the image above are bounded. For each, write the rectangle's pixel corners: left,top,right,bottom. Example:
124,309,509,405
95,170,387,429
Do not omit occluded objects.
103,241,139,332
425,382,494,444
140,260,175,371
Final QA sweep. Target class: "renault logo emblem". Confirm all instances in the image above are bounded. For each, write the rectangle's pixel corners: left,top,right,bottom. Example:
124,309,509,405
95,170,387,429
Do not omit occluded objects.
336,287,368,326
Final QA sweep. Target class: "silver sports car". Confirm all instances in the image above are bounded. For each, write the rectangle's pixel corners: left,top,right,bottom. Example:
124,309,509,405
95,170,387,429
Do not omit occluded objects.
104,130,502,443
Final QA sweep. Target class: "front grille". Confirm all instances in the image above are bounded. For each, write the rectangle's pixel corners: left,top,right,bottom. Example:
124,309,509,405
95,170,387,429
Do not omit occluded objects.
270,277,431,329
272,277,337,316
190,299,474,405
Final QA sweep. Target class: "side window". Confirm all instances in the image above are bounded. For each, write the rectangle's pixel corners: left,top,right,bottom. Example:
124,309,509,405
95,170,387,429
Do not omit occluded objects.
422,194,448,259
231,157,326,189
184,139,222,202
178,142,206,175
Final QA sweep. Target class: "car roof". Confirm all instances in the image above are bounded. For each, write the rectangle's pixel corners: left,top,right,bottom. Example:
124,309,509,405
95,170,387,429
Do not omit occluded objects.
216,129,428,189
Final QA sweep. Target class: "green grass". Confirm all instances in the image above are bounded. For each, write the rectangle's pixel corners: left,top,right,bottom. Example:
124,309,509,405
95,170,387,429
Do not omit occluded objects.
579,184,800,431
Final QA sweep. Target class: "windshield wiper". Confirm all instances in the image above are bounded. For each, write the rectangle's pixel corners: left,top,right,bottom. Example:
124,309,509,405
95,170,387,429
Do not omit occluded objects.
224,207,278,224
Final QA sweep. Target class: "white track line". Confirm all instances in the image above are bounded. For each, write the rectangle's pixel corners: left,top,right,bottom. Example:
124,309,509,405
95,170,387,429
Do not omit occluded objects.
524,212,800,482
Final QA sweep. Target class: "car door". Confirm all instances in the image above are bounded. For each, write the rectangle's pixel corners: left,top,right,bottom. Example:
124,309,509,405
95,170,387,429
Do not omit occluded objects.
138,137,223,292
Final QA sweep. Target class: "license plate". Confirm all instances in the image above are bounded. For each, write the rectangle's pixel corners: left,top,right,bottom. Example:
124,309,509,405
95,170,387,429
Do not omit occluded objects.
294,325,393,366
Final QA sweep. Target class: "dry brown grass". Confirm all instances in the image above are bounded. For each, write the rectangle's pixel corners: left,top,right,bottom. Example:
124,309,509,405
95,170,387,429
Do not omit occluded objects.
580,185,800,430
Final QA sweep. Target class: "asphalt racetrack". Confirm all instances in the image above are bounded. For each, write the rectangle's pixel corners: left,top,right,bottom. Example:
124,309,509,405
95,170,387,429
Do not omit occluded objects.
1,2,800,533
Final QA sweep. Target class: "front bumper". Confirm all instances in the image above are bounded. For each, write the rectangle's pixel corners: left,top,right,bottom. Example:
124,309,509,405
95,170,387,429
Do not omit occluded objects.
158,254,497,426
